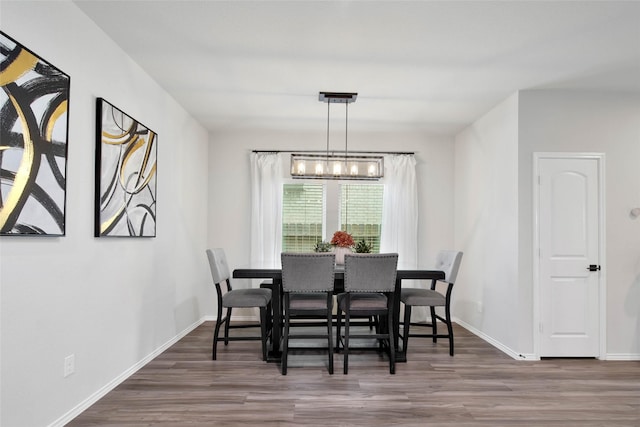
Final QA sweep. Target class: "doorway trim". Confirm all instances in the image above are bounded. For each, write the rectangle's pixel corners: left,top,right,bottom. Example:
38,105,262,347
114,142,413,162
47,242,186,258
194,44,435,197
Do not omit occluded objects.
532,152,607,360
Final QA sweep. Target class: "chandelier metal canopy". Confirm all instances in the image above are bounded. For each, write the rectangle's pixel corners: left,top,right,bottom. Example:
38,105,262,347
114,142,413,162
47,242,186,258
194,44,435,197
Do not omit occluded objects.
290,92,384,180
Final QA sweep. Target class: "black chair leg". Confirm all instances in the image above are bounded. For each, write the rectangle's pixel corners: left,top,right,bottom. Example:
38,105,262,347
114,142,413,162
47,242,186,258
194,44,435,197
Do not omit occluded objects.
212,308,224,360
282,309,290,375
387,309,395,375
266,301,273,344
343,310,350,375
260,307,268,361
335,310,342,353
377,316,384,352
402,304,412,355
224,307,232,345
430,306,437,343
327,298,334,374
445,305,454,356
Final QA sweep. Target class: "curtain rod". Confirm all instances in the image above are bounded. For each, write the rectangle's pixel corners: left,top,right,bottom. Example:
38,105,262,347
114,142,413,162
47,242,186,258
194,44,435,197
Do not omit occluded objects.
252,149,415,155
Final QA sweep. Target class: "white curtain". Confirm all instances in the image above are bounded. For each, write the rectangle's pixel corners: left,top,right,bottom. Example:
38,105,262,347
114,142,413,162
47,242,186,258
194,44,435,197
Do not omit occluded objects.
250,152,283,268
380,154,418,269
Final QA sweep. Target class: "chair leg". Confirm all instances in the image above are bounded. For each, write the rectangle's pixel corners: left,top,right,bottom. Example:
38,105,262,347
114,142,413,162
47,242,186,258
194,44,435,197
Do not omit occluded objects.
327,298,334,374
224,307,232,345
212,306,224,360
402,304,412,355
387,309,395,375
343,309,350,375
445,304,454,356
376,316,384,352
282,307,290,375
430,306,437,343
260,307,268,361
335,309,342,353
266,301,273,344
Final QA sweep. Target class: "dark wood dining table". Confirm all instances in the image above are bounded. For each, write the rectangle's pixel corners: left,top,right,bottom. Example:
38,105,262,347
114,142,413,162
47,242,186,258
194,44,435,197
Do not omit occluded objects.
232,265,445,363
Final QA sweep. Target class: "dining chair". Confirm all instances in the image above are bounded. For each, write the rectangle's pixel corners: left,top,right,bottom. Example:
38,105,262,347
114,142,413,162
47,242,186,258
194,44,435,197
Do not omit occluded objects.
206,248,272,361
400,250,463,357
280,252,336,375
336,253,398,374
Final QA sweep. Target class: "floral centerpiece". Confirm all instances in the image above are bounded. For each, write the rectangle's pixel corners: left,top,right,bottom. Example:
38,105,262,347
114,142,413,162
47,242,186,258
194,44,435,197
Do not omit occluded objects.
330,230,355,248
330,231,354,264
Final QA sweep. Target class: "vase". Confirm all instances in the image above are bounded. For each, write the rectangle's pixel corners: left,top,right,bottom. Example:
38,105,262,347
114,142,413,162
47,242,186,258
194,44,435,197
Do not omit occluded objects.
333,246,352,265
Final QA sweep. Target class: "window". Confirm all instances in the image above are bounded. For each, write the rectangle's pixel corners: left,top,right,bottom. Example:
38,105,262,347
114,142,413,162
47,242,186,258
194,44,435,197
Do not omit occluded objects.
340,184,384,253
282,183,324,252
282,182,384,253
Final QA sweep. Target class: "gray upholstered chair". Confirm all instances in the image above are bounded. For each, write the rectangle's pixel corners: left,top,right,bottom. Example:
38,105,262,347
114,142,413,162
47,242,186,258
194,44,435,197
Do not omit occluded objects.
206,248,272,361
280,252,336,375
400,250,463,356
336,253,398,374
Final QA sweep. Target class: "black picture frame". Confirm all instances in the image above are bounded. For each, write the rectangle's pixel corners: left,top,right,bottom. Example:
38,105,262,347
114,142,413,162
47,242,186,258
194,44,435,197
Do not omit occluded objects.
95,98,157,237
0,31,71,236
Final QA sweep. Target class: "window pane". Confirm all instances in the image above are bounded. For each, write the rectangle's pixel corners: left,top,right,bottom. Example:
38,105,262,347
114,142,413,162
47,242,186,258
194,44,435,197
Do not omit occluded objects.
282,183,324,252
340,184,383,253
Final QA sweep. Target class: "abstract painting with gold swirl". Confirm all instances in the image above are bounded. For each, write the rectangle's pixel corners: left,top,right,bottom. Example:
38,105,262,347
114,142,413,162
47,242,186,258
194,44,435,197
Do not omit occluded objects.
95,98,157,237
0,32,70,236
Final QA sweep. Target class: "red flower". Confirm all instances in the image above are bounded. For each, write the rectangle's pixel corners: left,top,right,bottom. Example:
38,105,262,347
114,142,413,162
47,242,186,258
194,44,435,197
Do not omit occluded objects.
330,231,354,248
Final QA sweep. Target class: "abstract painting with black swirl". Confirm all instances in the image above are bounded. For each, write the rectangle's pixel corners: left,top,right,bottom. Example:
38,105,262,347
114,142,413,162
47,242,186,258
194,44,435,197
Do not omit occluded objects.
95,98,157,237
0,32,70,236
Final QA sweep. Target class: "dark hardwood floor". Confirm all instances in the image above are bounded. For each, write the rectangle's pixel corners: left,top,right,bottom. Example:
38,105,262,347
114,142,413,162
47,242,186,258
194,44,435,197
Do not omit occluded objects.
68,322,640,426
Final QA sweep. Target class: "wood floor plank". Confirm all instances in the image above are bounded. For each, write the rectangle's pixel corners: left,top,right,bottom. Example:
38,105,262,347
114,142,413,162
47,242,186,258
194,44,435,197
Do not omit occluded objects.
67,322,640,426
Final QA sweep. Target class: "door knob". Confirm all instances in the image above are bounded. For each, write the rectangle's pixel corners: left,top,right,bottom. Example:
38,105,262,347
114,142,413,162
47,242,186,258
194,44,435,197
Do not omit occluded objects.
587,264,601,271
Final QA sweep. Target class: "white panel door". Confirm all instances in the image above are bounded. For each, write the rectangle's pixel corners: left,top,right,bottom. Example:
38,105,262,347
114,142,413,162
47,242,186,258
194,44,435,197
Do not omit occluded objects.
538,157,600,357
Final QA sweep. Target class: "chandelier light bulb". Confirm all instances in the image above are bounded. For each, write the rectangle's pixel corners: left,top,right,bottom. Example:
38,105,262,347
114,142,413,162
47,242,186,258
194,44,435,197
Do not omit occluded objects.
333,162,342,175
297,162,306,174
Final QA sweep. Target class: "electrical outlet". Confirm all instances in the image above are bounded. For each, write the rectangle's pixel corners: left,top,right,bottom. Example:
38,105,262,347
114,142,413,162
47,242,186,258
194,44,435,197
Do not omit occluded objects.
476,302,483,313
64,354,75,377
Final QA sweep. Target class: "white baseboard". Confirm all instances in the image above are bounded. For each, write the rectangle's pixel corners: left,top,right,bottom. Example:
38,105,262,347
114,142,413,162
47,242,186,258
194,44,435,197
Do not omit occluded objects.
48,317,207,427
604,353,640,361
453,317,539,361
455,318,640,361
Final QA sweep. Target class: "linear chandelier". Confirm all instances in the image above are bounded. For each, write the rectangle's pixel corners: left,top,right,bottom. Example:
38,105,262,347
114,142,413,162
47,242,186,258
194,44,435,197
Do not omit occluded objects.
290,92,384,180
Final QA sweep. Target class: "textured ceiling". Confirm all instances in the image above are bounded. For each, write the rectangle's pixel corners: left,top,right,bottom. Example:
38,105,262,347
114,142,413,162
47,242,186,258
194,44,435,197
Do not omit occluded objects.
74,0,640,135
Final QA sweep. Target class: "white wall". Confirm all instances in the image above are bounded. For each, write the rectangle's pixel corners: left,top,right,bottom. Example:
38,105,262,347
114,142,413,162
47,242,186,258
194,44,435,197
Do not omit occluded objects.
455,89,640,359
207,127,456,283
519,90,640,357
0,2,211,426
453,94,522,354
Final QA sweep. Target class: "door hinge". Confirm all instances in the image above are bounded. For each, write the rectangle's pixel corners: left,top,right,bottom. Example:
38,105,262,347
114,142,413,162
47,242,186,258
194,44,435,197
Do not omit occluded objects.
539,323,543,333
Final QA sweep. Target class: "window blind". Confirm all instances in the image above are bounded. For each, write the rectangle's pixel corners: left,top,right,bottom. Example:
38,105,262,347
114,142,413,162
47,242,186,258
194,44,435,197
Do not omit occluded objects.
340,184,384,253
282,183,324,252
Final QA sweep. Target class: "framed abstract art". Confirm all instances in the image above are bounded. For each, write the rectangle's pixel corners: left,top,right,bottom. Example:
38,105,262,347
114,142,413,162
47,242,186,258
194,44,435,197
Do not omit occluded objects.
0,31,70,236
95,98,157,237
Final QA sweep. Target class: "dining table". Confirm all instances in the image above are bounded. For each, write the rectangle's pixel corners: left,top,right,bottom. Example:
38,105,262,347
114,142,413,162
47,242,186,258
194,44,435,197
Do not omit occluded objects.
232,264,445,363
